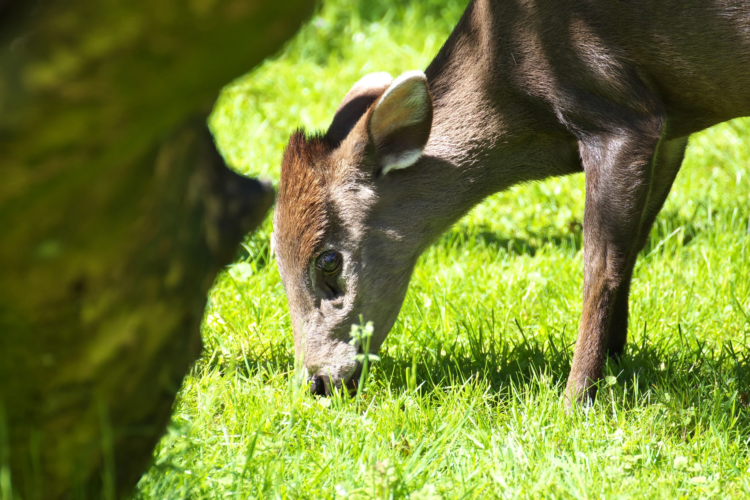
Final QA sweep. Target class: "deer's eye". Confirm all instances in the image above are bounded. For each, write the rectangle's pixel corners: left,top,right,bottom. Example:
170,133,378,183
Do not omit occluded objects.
316,250,342,274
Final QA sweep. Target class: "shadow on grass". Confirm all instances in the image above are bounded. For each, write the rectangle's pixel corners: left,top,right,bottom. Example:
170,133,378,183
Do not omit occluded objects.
437,224,583,258
472,230,582,257
221,321,750,440
372,326,750,441
379,327,750,399
374,317,571,393
225,316,750,411
436,197,714,260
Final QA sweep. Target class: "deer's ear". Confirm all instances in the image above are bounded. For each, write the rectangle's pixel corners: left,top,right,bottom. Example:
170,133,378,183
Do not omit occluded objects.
367,71,433,175
327,72,393,146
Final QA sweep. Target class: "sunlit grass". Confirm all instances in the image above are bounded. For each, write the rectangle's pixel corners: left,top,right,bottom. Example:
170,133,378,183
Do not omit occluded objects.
137,0,750,497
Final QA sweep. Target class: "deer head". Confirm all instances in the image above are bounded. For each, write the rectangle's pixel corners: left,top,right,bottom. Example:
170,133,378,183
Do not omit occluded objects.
273,71,435,395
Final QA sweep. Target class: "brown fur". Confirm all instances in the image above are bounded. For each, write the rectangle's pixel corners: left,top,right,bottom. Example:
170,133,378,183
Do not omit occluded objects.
275,131,331,274
274,0,750,405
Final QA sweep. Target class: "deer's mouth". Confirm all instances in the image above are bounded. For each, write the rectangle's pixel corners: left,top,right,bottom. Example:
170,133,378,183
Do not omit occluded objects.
308,362,363,397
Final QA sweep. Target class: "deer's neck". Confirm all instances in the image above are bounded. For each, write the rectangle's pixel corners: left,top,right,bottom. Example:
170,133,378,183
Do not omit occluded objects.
422,0,580,206
387,0,580,257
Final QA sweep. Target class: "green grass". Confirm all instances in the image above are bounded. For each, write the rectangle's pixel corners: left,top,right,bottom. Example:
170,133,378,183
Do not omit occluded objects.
136,0,750,497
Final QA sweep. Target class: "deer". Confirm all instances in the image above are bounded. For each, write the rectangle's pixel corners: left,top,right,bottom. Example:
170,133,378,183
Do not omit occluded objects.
272,0,750,406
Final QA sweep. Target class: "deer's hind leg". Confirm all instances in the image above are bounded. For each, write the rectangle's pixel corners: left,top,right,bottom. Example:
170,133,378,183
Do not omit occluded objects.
606,136,689,358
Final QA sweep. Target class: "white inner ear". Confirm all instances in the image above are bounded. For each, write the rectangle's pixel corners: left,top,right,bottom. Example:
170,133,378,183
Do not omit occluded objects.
380,150,424,175
370,70,431,174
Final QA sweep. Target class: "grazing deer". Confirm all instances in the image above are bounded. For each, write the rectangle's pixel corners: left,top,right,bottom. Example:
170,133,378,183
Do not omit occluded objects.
273,0,750,405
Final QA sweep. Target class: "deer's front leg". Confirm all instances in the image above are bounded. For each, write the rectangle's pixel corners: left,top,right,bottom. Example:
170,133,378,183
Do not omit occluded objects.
565,123,662,406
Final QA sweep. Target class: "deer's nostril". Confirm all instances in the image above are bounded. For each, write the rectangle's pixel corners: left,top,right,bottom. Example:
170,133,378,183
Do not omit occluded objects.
309,376,329,397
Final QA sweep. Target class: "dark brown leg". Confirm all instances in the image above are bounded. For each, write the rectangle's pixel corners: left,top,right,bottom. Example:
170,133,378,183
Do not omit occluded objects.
606,137,689,358
565,120,664,406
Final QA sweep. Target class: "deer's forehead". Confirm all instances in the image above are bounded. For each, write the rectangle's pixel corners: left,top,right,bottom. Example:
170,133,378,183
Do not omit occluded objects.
276,183,325,274
275,133,332,271
275,131,374,273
